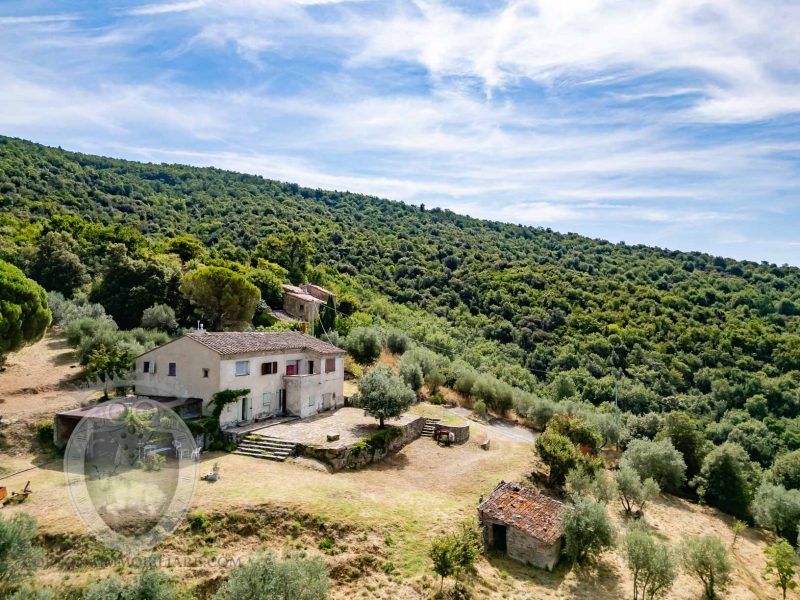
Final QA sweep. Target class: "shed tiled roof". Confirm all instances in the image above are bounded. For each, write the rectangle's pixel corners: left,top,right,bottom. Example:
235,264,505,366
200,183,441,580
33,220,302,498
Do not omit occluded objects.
186,331,344,356
478,481,564,545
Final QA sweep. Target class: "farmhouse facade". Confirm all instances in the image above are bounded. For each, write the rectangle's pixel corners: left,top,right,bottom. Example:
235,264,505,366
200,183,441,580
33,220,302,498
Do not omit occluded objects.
134,331,345,428
478,481,565,570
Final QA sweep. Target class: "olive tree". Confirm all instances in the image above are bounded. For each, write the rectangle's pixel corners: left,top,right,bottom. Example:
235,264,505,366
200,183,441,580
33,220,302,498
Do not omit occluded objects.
763,538,799,600
616,465,660,515
751,483,800,539
562,496,616,566
215,553,329,600
356,365,415,428
624,523,676,600
621,438,686,493
680,535,732,600
344,326,383,365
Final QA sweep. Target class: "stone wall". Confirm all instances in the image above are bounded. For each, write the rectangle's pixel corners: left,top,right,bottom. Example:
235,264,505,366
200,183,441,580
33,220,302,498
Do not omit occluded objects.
506,525,561,571
300,416,425,471
480,521,561,571
436,423,470,444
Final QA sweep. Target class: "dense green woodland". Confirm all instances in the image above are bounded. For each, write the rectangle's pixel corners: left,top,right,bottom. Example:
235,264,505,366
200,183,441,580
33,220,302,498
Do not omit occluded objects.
3,135,800,473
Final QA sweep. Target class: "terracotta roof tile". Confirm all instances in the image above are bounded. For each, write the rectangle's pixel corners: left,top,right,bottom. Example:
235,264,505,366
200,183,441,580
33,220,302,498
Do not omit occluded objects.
478,481,565,544
186,331,345,356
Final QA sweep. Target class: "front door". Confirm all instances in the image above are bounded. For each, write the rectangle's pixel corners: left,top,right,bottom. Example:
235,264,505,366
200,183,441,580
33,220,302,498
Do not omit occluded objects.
492,524,507,552
241,397,252,422
277,389,286,415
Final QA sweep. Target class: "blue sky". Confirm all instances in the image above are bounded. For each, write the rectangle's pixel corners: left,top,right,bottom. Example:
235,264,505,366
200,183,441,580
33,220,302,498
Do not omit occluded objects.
1,1,800,264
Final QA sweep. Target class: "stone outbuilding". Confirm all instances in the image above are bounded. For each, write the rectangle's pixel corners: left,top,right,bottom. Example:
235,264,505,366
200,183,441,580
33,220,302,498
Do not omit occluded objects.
477,481,565,570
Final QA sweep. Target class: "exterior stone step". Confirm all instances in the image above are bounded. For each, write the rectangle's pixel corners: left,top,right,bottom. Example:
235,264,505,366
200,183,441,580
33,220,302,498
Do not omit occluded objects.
232,449,289,462
239,439,296,452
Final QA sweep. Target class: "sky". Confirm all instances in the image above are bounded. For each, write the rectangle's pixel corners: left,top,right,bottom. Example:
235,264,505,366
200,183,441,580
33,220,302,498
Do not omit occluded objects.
1,1,799,265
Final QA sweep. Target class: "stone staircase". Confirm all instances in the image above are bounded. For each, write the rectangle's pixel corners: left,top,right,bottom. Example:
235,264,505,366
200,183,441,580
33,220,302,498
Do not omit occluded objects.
420,418,441,438
232,435,298,462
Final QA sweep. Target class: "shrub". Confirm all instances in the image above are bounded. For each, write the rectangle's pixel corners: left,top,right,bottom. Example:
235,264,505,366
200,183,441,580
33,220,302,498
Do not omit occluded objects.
8,586,54,600
188,511,210,533
428,393,446,405
473,400,488,418
140,303,178,332
84,568,184,600
680,535,731,600
47,291,107,326
562,496,615,565
0,512,43,586
386,330,409,354
345,326,384,365
621,438,686,493
693,442,761,520
624,523,676,600
615,464,659,515
214,553,329,600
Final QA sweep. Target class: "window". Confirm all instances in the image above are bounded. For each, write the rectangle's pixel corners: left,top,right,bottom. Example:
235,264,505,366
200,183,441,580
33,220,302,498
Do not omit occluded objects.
261,361,279,375
325,358,336,373
202,368,209,378
286,360,300,376
235,361,250,377
262,391,272,409
308,360,314,375
168,362,176,377
143,361,150,373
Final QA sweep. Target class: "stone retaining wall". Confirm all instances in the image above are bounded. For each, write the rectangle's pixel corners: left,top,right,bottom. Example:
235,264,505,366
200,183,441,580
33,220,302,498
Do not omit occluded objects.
436,423,470,444
300,416,425,471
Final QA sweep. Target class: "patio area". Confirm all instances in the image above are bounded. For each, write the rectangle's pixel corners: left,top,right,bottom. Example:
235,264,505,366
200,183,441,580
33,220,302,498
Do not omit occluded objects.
247,407,419,449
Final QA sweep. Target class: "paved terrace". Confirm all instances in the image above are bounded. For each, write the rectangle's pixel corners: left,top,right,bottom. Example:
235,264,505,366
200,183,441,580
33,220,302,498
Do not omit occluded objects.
248,407,419,449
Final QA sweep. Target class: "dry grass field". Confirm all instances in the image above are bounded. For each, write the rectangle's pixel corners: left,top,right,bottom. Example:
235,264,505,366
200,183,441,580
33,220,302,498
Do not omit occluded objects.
0,337,796,599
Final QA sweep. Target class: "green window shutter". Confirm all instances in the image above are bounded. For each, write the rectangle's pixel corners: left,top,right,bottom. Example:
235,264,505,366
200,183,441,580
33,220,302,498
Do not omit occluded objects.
262,392,272,409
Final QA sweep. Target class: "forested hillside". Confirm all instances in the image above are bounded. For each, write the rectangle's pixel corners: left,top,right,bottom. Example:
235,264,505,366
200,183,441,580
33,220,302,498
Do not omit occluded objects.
2,134,800,438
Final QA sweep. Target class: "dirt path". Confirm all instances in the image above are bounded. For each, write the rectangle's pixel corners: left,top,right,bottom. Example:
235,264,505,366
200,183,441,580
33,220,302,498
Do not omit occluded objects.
0,330,85,421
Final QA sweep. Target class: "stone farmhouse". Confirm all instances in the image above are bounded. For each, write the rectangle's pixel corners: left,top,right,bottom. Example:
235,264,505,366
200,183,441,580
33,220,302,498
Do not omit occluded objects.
478,481,565,570
278,283,335,323
134,331,345,429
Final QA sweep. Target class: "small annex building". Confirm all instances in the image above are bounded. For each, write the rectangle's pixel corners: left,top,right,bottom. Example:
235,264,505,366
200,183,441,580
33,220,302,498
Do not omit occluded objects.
477,481,565,570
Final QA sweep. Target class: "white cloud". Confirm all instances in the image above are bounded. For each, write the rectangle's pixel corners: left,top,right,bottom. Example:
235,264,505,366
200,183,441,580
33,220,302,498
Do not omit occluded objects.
0,0,799,262
0,14,79,25
126,0,208,16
